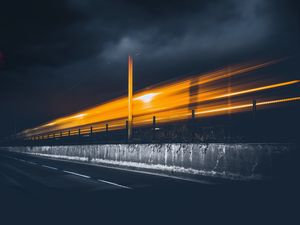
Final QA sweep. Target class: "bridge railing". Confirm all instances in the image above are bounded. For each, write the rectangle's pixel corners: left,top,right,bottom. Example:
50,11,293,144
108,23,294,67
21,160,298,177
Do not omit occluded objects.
2,99,300,146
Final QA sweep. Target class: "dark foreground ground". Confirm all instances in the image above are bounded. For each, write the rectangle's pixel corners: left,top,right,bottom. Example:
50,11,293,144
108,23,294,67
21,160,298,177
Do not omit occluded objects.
0,150,299,225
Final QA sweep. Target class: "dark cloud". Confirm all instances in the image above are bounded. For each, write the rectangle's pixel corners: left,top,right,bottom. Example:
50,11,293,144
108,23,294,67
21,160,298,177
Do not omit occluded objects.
0,0,299,136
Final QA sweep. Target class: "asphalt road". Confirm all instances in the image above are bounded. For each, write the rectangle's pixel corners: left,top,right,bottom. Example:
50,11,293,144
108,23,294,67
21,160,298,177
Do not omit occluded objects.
0,150,298,224
0,150,218,193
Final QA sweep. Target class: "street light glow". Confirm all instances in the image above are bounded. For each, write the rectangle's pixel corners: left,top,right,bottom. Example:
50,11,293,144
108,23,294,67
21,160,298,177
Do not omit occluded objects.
44,122,56,127
135,93,158,103
72,113,86,119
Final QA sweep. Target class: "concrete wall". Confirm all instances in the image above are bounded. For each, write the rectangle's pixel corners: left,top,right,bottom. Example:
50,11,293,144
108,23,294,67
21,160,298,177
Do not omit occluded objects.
2,143,296,180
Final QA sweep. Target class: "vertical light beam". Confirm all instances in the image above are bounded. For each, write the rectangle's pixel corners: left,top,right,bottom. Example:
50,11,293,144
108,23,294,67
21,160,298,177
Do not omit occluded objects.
128,55,133,140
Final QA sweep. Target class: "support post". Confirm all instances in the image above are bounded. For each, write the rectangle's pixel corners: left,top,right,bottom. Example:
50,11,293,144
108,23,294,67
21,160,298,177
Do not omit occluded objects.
90,126,93,135
192,109,195,120
152,116,156,141
126,120,129,139
252,99,257,121
191,109,196,141
152,116,156,129
106,123,109,142
252,99,257,141
128,55,133,141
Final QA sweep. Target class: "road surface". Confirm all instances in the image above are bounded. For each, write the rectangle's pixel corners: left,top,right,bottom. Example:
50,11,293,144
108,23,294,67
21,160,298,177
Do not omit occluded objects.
0,149,218,193
0,149,297,224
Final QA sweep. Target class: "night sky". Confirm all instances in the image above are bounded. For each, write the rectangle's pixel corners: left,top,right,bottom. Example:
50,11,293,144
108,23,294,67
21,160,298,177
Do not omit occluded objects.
0,0,299,137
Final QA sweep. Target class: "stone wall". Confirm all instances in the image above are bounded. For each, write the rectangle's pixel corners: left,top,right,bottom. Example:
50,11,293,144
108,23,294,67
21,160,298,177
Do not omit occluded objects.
2,143,296,180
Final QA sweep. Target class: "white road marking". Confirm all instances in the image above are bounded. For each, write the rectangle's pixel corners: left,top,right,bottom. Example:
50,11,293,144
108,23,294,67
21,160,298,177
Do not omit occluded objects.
29,154,214,184
41,165,58,170
97,179,132,189
11,152,214,185
5,154,133,189
63,170,91,179
6,156,26,163
63,169,132,189
95,164,214,185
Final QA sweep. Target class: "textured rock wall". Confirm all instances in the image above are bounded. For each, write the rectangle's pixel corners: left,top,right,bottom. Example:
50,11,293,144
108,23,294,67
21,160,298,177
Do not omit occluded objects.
2,143,294,180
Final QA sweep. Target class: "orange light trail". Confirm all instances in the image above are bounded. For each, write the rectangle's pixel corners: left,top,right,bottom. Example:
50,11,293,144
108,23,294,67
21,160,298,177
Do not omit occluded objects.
20,60,300,139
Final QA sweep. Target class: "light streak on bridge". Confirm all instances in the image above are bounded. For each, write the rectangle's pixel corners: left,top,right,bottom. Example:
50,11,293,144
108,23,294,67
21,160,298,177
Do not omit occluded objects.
20,59,300,139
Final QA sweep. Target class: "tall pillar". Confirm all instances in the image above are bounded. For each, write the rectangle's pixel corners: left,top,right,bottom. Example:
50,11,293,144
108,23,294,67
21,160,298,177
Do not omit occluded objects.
128,55,133,140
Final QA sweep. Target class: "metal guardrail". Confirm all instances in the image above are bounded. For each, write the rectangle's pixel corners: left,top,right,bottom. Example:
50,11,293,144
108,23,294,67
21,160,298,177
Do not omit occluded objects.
22,100,256,141
2,98,300,146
